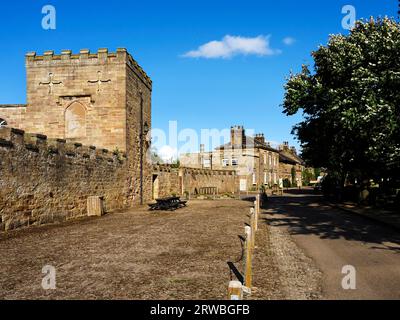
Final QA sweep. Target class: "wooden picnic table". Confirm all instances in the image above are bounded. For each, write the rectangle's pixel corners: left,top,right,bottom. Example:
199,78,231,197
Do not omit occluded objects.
148,196,187,211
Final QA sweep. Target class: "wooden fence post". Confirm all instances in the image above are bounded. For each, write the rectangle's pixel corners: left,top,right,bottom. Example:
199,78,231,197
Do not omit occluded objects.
228,280,243,300
255,194,262,230
253,199,258,232
244,225,252,293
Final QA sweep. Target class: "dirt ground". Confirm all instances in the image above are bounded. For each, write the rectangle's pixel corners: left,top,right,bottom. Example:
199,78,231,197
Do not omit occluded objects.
0,199,286,300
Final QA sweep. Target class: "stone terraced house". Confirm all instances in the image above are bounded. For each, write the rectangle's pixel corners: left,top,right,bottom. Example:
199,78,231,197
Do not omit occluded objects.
180,125,281,192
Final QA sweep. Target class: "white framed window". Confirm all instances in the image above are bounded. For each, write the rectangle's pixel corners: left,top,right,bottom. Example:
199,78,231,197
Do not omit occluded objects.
264,172,268,184
240,179,247,191
264,153,267,164
269,154,272,166
222,159,229,167
252,173,257,185
203,159,211,168
231,159,238,166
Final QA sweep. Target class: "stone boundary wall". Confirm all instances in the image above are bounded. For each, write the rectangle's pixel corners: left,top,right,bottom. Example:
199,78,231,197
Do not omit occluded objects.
152,165,180,199
153,165,237,198
0,127,129,232
181,167,237,196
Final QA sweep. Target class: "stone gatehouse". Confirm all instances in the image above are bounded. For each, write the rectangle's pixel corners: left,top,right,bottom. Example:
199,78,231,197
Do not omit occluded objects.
0,48,241,232
0,48,153,231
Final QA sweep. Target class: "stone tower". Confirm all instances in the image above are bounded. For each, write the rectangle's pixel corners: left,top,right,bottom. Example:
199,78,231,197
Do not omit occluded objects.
0,48,152,204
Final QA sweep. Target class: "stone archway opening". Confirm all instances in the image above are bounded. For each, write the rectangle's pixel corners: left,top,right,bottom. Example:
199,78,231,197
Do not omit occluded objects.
152,174,159,200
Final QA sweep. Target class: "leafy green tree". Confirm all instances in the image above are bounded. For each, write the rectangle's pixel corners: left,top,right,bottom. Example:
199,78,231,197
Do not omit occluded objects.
302,168,315,185
313,168,321,180
283,18,400,185
151,147,164,164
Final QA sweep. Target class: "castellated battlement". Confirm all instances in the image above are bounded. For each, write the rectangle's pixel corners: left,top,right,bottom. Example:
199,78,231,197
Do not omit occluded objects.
25,48,152,89
0,127,126,163
181,167,235,176
153,163,235,176
0,126,130,232
151,164,237,199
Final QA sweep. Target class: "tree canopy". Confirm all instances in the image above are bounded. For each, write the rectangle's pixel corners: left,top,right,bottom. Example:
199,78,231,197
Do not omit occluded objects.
283,18,400,183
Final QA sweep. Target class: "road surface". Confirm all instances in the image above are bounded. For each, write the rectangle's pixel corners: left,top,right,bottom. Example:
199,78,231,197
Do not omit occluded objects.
264,189,400,299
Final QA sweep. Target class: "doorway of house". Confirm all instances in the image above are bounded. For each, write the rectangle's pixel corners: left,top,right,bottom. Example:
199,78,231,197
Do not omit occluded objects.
152,174,159,200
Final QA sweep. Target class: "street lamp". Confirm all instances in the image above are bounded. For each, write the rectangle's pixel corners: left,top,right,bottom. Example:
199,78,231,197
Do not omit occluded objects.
143,122,150,137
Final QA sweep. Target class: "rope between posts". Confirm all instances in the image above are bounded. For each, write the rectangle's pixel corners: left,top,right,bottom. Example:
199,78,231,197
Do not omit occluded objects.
228,236,246,282
233,235,245,264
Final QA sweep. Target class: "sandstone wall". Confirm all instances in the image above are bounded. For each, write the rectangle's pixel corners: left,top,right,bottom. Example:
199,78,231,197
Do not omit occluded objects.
279,162,303,186
180,148,280,190
125,52,152,204
1,48,153,206
0,127,129,232
0,105,26,129
22,49,129,152
181,167,237,195
153,165,181,199
152,165,237,198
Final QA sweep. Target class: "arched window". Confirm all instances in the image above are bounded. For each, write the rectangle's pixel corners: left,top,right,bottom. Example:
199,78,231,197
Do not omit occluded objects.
65,102,86,139
0,118,8,128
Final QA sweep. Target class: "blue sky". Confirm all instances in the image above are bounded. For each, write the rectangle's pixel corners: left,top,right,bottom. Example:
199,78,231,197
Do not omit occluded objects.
0,0,397,154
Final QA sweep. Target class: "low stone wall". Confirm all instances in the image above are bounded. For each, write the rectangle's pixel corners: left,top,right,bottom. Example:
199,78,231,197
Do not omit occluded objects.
0,127,129,231
181,167,237,196
153,165,181,198
153,165,237,198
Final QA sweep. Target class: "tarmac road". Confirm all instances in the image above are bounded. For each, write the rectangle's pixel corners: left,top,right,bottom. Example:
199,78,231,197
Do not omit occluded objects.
264,189,400,299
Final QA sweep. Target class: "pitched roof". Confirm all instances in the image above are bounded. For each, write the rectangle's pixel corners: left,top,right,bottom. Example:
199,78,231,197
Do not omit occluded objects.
215,135,279,152
279,150,305,165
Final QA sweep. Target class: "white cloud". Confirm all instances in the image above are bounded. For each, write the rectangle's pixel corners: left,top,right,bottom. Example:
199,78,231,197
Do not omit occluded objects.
282,37,296,46
182,35,280,59
158,145,178,163
268,141,280,149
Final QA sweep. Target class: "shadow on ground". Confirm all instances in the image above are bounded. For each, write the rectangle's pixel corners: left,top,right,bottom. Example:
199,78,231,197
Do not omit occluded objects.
261,189,400,253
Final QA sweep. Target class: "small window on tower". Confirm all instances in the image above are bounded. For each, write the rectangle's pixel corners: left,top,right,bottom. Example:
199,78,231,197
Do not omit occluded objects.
0,118,8,128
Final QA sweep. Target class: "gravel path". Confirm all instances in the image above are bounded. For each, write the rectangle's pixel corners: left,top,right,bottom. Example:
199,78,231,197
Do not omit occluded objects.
0,199,285,300
0,198,324,300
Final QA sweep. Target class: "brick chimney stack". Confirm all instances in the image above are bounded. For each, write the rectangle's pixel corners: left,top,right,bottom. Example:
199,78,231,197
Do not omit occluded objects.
254,133,265,146
279,141,290,151
230,125,245,148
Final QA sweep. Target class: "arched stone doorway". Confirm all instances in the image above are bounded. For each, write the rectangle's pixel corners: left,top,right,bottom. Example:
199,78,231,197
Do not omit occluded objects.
152,174,159,200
